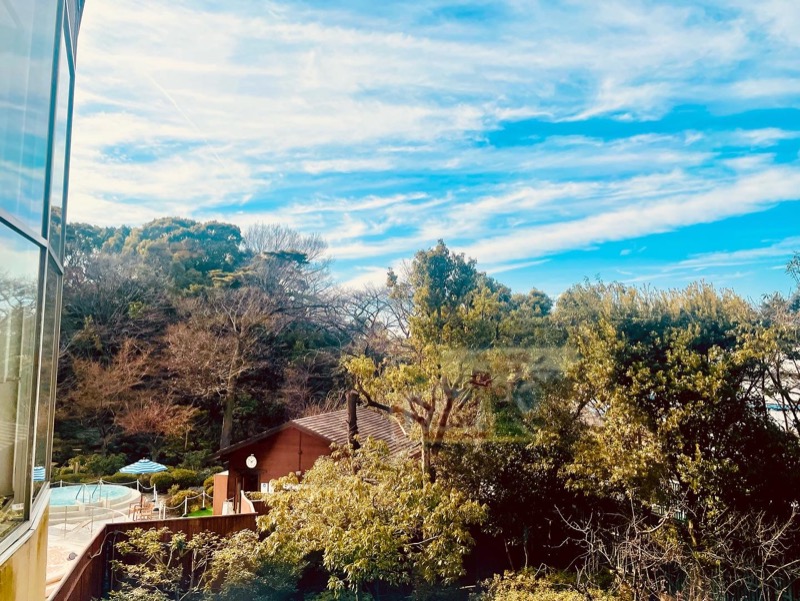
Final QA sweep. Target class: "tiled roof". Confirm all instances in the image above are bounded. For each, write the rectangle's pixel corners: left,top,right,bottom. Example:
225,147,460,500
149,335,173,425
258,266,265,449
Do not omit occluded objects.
293,407,415,455
218,406,416,457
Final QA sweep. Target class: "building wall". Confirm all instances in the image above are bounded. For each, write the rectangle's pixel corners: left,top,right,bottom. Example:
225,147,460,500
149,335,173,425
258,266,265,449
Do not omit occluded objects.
224,427,333,504
0,0,84,596
0,506,48,601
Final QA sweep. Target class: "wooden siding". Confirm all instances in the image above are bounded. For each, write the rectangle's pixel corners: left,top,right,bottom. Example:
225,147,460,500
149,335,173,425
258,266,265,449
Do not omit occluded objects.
226,425,333,502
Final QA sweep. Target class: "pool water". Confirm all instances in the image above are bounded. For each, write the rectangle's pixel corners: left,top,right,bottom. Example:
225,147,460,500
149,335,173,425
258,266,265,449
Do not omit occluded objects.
49,484,132,507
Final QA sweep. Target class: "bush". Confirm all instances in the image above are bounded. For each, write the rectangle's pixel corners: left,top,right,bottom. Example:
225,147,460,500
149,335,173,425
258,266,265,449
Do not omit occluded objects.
203,475,216,490
150,472,175,493
197,465,224,482
85,453,127,476
167,489,203,514
474,571,624,601
55,473,95,484
101,472,143,485
169,468,201,489
179,451,208,471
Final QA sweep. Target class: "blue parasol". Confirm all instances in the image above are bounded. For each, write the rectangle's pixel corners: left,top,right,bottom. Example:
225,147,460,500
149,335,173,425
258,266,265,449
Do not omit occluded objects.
119,458,168,474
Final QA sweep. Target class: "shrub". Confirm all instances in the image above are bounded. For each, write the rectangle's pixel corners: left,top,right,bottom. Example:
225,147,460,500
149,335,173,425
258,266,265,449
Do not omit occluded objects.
55,473,95,484
85,453,127,476
203,475,216,490
474,571,624,601
198,465,224,482
169,468,201,489
179,451,208,471
167,489,203,514
101,472,143,485
150,472,175,493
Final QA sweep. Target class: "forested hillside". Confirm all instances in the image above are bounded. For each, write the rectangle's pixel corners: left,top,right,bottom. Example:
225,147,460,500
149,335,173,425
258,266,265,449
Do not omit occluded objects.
58,217,800,600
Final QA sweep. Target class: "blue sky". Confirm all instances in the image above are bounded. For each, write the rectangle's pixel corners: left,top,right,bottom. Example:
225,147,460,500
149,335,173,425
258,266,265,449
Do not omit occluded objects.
70,0,800,301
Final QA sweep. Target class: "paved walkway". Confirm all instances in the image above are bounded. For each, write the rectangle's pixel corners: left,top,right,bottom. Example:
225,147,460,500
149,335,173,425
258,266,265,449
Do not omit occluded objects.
45,492,144,599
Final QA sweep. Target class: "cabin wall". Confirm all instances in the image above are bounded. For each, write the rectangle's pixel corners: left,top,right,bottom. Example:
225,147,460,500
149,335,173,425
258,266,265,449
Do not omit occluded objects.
224,427,333,501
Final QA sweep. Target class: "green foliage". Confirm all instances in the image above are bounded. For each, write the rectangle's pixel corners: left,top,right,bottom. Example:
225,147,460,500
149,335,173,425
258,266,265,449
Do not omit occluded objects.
180,450,209,471
260,439,485,595
121,217,246,291
149,472,175,493
474,571,625,601
101,472,146,485
107,527,220,600
169,468,202,489
55,473,96,484
167,489,203,514
84,453,127,476
558,282,800,513
437,437,583,567
206,529,299,601
197,465,224,482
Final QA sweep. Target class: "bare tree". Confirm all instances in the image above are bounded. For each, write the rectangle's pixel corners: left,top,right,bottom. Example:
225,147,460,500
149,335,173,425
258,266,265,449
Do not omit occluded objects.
242,223,331,298
116,395,198,461
58,339,151,451
565,495,800,601
165,287,287,449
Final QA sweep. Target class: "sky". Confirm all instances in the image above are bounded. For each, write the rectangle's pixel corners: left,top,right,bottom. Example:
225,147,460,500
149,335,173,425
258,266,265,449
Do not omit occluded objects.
70,0,800,301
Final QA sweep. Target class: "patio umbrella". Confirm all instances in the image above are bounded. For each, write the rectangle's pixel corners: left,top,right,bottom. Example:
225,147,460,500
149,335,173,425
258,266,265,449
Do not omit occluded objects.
33,466,45,482
119,458,167,474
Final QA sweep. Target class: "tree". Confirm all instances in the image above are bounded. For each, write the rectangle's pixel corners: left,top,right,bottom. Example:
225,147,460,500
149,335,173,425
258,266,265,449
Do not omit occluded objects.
260,439,485,597
108,527,220,601
58,339,151,452
242,223,330,296
344,353,488,479
165,287,283,449
63,222,119,271
60,252,174,358
553,282,800,595
116,396,198,461
121,217,246,291
398,240,481,348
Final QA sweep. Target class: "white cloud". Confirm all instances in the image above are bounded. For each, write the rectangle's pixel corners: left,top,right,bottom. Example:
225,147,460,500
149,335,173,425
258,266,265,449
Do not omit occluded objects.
339,266,391,290
65,0,800,299
460,167,800,265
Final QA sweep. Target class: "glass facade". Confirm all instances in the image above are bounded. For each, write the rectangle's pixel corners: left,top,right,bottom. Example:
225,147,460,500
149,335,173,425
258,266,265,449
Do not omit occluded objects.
0,0,83,554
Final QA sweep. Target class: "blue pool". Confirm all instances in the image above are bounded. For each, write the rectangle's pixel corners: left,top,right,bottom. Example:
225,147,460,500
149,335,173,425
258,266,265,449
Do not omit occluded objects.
49,484,132,507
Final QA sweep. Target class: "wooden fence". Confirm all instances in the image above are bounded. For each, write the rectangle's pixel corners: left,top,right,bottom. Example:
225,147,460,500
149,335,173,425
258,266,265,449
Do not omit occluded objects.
50,513,258,601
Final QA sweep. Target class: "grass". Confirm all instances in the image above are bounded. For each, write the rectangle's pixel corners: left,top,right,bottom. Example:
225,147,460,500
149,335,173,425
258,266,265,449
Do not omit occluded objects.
187,507,213,517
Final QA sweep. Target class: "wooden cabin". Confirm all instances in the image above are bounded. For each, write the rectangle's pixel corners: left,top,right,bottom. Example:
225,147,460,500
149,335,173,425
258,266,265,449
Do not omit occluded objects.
213,406,414,514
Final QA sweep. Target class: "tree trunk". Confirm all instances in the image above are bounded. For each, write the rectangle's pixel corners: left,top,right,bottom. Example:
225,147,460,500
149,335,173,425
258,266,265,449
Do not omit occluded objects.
220,390,235,449
421,437,432,481
219,341,241,449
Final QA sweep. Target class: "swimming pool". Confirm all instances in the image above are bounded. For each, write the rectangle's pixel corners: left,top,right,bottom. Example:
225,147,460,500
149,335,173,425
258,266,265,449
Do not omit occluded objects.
49,484,133,507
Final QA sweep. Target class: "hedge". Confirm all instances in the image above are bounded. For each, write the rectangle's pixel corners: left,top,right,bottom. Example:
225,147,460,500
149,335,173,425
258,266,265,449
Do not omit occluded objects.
150,471,176,493
169,468,202,489
101,472,146,485
167,489,203,514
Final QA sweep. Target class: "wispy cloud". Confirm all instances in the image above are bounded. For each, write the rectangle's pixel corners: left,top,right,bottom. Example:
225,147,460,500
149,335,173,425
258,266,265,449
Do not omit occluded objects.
69,0,800,297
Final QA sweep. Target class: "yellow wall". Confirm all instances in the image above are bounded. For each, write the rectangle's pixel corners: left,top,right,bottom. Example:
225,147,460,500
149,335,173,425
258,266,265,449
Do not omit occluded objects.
0,507,49,601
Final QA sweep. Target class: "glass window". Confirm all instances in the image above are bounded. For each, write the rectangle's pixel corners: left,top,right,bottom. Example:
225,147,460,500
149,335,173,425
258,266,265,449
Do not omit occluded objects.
0,223,40,541
0,0,60,231
48,35,72,259
33,259,59,498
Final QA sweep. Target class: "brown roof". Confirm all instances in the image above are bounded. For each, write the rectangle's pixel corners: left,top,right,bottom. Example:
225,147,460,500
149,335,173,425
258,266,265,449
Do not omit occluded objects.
218,406,416,458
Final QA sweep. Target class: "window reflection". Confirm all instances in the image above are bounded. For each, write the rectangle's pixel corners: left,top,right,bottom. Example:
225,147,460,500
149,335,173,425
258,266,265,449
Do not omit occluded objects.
33,260,59,498
48,36,72,258
0,0,60,230
0,224,39,540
